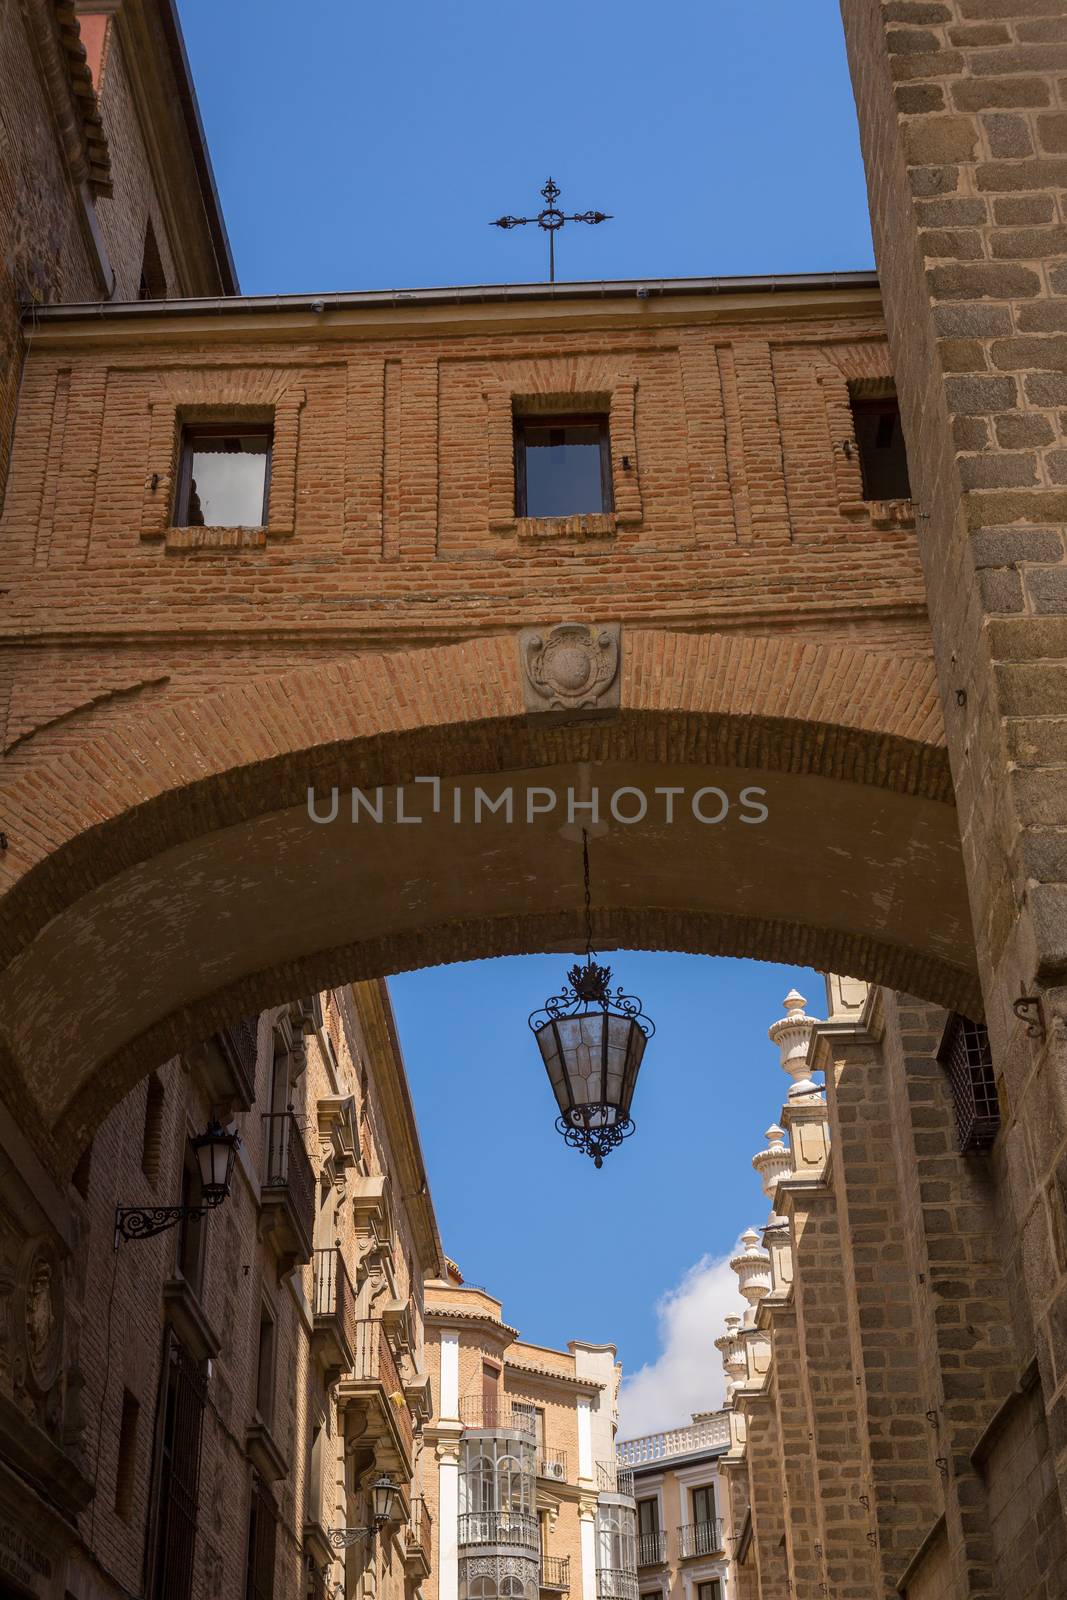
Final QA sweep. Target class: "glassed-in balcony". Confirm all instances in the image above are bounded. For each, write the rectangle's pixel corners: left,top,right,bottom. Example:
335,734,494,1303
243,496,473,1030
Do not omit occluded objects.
458,1511,540,1550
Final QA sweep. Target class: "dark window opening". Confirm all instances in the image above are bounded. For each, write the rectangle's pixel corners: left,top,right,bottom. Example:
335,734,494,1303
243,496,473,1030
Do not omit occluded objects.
114,1388,140,1520
141,1073,165,1185
637,1499,659,1537
255,1304,276,1427
939,1013,999,1153
139,217,167,300
174,424,272,529
692,1485,716,1525
849,393,911,502
514,413,612,518
149,1337,206,1600
246,1473,278,1600
71,1139,93,1199
175,1149,204,1295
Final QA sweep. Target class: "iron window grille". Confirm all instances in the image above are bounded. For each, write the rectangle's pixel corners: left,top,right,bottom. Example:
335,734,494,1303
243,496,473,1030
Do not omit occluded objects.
246,1472,279,1600
939,1013,999,1153
514,414,613,519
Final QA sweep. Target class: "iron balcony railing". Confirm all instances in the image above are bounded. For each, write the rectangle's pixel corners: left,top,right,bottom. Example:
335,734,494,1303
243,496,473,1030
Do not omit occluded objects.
636,1531,667,1567
458,1396,538,1436
539,1448,568,1481
596,1571,640,1600
596,1461,634,1497
679,1521,723,1558
541,1556,571,1591
312,1247,356,1357
458,1510,539,1551
261,1113,316,1235
351,1319,413,1459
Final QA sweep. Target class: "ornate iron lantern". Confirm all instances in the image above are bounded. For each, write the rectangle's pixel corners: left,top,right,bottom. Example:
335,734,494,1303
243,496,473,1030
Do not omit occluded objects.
529,832,654,1167
114,1118,240,1247
329,1474,402,1548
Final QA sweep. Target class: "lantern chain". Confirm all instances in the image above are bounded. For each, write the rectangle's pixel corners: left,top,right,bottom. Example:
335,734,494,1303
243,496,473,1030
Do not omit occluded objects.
582,827,593,958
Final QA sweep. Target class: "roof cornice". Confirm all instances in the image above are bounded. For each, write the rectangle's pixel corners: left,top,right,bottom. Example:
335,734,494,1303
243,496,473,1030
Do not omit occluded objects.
23,272,883,349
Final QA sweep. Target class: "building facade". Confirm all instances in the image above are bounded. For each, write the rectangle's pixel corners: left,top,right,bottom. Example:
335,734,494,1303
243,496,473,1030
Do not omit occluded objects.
422,1275,636,1600
615,1419,730,1600
0,980,442,1600
714,982,1067,1600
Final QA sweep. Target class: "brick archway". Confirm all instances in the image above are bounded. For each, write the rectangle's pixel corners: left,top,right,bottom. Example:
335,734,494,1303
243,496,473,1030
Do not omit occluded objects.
0,630,971,1170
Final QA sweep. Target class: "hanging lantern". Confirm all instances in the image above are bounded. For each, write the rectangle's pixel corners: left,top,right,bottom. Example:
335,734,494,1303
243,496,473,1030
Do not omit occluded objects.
528,832,654,1167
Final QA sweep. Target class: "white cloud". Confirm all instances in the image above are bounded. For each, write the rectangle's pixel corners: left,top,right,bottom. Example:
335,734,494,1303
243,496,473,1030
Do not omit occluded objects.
616,1247,745,1439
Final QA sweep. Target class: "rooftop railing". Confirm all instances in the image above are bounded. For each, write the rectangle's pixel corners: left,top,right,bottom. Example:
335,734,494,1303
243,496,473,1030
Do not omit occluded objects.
615,1414,730,1467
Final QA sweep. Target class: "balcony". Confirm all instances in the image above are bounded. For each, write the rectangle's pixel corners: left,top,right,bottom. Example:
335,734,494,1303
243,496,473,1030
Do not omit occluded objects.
187,1015,258,1113
597,1572,639,1600
539,1447,569,1483
458,1510,539,1551
679,1521,723,1559
636,1532,667,1567
405,1496,432,1578
260,1112,315,1272
596,1461,634,1498
337,1319,414,1477
312,1247,356,1382
459,1397,538,1436
541,1556,571,1592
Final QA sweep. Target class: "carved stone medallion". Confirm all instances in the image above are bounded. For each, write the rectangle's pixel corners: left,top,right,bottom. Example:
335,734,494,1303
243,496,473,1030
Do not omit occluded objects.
520,622,621,712
15,1237,62,1398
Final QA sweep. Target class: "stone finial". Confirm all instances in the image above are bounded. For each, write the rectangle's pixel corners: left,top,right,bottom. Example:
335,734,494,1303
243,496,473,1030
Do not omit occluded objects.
714,1313,747,1399
730,1228,772,1326
751,1123,793,1220
768,988,822,1101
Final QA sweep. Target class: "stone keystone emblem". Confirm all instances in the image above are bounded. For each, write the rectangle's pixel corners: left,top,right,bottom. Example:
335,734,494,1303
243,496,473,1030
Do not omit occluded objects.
520,622,621,712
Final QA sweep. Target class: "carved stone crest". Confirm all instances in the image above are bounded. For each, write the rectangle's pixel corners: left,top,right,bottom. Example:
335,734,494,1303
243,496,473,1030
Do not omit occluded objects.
521,622,621,712
15,1237,62,1398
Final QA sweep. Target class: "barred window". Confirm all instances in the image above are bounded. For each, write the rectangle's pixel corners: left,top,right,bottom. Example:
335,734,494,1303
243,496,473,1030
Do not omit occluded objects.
939,1013,999,1153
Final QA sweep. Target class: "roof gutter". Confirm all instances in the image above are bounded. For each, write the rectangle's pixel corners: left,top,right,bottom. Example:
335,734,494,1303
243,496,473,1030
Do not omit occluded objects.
25,269,879,324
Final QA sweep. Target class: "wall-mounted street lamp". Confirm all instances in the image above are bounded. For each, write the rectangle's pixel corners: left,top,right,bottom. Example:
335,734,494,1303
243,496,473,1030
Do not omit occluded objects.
529,831,655,1168
328,1475,402,1548
114,1119,241,1247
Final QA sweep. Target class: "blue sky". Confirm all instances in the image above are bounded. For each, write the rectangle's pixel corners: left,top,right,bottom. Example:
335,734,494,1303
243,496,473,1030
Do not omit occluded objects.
175,0,869,1429
391,955,822,1432
177,0,874,294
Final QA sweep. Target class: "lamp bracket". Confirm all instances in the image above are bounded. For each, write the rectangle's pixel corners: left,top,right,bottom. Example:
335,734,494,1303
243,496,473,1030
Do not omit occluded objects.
114,1195,224,1250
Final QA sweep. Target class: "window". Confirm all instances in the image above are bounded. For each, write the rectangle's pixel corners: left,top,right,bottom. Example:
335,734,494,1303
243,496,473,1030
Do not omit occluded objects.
848,391,911,502
696,1584,722,1600
939,1013,999,1153
482,1360,500,1425
691,1486,716,1526
175,1148,204,1295
514,414,612,518
255,1304,276,1427
596,1501,637,1576
71,1138,93,1199
174,424,272,529
114,1388,140,1520
637,1500,659,1537
141,1073,165,1185
245,1473,278,1600
149,1337,206,1600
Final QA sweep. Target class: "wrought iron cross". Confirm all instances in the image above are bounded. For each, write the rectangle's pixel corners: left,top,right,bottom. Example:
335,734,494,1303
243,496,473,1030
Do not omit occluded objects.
490,177,611,283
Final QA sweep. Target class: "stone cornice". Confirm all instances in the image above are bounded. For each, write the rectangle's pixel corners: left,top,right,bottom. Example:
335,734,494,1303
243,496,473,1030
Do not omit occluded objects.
347,979,444,1275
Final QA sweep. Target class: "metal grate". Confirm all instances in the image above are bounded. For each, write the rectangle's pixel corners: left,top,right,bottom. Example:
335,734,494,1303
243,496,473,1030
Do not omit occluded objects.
940,1014,999,1153
246,1473,278,1600
150,1336,207,1600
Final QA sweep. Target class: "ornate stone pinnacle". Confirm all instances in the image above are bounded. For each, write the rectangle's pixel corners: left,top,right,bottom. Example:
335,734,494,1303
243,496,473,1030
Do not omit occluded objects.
751,1123,793,1219
768,988,822,1101
729,1228,772,1324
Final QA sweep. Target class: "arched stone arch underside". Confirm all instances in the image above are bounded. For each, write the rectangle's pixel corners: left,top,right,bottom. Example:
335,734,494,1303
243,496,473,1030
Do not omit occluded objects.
0,632,975,1169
